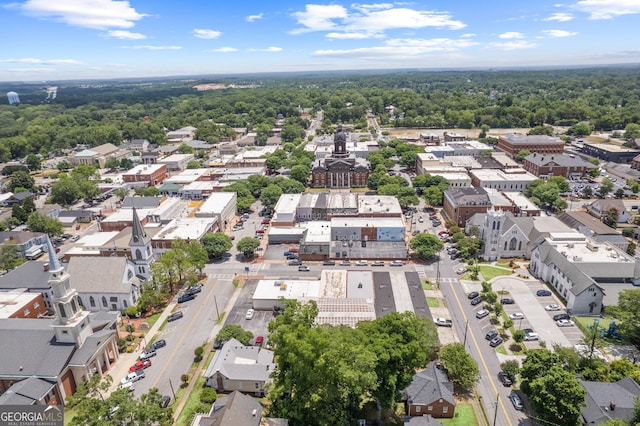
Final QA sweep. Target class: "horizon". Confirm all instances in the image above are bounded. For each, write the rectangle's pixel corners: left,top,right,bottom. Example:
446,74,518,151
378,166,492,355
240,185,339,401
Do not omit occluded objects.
1,0,640,82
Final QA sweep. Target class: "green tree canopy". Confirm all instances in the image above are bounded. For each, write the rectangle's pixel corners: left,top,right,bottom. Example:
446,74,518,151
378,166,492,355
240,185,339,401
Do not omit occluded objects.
216,324,253,345
7,170,36,193
528,365,586,426
260,184,284,209
201,232,233,259
26,211,63,236
409,232,444,260
438,343,480,390
236,237,260,257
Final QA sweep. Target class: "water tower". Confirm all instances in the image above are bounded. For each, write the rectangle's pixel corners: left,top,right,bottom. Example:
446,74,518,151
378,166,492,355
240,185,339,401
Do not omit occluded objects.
6,91,20,105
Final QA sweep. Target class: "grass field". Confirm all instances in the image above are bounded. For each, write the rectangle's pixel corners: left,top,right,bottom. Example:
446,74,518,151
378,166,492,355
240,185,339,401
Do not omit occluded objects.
427,297,439,307
176,376,209,426
145,312,162,329
479,266,513,281
440,402,479,426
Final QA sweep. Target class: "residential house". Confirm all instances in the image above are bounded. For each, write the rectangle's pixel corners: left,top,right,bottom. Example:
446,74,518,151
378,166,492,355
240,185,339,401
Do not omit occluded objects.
586,199,631,224
580,377,640,425
67,257,142,312
203,338,276,396
558,211,629,252
404,416,445,426
0,231,47,259
523,153,596,179
190,390,288,426
126,139,151,152
403,361,456,419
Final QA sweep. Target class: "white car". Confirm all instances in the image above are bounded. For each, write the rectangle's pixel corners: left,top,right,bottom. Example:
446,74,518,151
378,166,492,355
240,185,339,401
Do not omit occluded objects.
355,260,368,266
245,309,255,320
545,304,561,311
556,319,575,327
118,381,135,392
390,260,404,266
509,312,524,320
476,309,490,319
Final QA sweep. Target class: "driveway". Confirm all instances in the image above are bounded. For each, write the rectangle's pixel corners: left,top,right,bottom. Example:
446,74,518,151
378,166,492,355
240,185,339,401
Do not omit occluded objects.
492,276,574,348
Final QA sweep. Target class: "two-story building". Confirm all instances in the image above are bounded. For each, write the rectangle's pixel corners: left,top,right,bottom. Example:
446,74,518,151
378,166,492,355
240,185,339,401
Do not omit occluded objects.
497,134,565,158
523,153,596,179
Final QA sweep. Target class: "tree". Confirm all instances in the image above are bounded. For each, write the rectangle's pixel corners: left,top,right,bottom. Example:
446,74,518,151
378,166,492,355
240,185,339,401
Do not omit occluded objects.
527,365,585,426
114,188,129,200
0,241,23,271
608,289,640,349
409,233,444,260
624,123,640,142
120,158,134,170
223,181,255,212
569,122,592,137
201,232,233,259
7,170,35,192
600,178,614,196
104,157,121,170
26,211,63,236
515,149,532,162
26,153,41,171
289,164,310,185
502,359,520,383
50,177,81,206
528,125,554,136
56,161,71,172
582,186,593,198
439,343,480,390
216,324,253,345
627,241,637,256
12,204,28,223
260,184,283,209
22,196,36,214
236,237,260,257
186,160,202,169
520,349,561,394
134,187,161,197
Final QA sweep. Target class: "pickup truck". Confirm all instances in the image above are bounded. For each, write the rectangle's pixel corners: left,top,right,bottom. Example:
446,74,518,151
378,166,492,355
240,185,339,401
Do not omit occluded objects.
434,318,453,327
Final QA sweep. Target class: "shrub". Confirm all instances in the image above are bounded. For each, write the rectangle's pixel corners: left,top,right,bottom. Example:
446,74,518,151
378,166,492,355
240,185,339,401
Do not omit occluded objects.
126,334,135,342
200,388,217,404
510,343,523,353
503,319,514,329
194,346,205,362
513,330,525,343
181,374,190,387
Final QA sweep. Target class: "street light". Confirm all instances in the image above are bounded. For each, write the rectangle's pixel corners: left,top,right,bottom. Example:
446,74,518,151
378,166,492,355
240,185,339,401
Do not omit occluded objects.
589,318,601,358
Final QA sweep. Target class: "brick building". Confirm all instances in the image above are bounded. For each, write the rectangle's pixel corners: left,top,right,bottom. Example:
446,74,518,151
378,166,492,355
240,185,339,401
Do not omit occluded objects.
523,153,597,178
442,187,515,227
122,164,167,186
311,125,369,188
497,134,565,157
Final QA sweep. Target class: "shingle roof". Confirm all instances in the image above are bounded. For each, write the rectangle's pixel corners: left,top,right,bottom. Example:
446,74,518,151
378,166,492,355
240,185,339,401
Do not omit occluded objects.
580,377,640,424
203,338,275,383
67,257,137,294
198,390,262,426
69,329,116,366
3,377,56,401
524,153,596,168
558,211,622,235
404,416,445,426
403,361,455,406
0,260,52,290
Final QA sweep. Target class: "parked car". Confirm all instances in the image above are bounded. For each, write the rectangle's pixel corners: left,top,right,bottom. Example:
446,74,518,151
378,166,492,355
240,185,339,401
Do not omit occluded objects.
323,259,336,266
467,291,480,300
288,247,300,253
545,304,561,311
121,371,145,385
524,330,539,341
371,261,385,266
553,313,571,321
476,309,490,319
298,265,310,272
390,260,404,266
283,251,293,257
340,260,351,266
485,329,499,340
536,289,552,297
151,339,166,350
254,336,264,347
556,319,575,327
510,392,524,410
498,371,512,386
355,260,368,266
160,395,171,408
470,297,483,306
500,298,514,305
140,349,156,361
119,381,135,392
456,267,467,275
434,318,453,327
129,360,152,372
288,259,302,266
70,235,80,242
186,284,202,295
167,311,183,322
245,309,255,320
177,293,195,304
286,254,299,260
509,312,524,320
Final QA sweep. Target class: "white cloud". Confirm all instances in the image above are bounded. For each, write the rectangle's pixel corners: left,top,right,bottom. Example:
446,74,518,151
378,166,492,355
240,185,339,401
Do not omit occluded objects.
210,47,237,52
14,0,146,29
105,30,146,40
542,29,578,37
326,32,381,39
574,0,640,19
545,12,574,21
461,33,476,38
193,29,222,39
263,46,282,52
0,58,84,65
291,4,348,34
499,32,524,39
313,37,478,58
246,13,263,22
4,67,55,73
121,45,182,50
291,4,466,38
488,40,537,50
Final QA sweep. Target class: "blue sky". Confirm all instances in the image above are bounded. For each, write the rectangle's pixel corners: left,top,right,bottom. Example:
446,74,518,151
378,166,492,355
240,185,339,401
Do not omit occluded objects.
1,0,639,81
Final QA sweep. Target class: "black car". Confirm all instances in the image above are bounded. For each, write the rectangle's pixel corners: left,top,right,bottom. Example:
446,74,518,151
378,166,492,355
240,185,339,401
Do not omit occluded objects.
553,313,571,321
467,291,480,300
500,298,515,305
167,311,184,322
498,371,512,386
490,336,503,347
151,339,166,350
160,395,171,408
177,293,195,303
485,329,499,341
186,284,202,295
213,339,225,350
450,253,459,260
470,297,482,306
536,289,552,297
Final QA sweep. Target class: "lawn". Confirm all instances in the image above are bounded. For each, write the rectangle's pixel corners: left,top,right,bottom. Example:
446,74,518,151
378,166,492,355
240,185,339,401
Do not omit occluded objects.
440,402,479,426
479,266,513,281
144,312,162,329
175,376,209,426
496,259,512,268
427,297,439,307
422,280,433,290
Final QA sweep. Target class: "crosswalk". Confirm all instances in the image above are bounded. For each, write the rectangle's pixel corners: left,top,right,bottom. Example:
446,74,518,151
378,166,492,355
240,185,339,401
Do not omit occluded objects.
208,273,234,279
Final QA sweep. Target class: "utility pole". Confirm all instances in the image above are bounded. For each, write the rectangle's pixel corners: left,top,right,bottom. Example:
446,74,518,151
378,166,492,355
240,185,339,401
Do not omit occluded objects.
493,392,499,426
213,294,220,321
168,379,177,401
463,320,469,347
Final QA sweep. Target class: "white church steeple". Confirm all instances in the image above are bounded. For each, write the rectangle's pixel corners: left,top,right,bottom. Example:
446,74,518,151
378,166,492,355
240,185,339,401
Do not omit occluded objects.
129,207,154,280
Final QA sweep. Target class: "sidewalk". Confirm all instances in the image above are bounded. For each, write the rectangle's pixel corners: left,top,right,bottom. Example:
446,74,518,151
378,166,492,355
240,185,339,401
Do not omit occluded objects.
172,283,245,421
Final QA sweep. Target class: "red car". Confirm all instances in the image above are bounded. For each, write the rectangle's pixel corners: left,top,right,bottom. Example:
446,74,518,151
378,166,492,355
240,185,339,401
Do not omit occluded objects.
288,247,299,253
438,231,448,236
261,219,270,225
129,360,152,372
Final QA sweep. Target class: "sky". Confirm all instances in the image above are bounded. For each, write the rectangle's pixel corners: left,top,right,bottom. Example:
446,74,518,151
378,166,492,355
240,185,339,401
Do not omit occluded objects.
1,0,640,82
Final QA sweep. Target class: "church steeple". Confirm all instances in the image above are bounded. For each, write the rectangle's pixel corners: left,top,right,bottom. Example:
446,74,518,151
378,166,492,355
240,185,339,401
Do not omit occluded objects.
129,207,154,280
47,235,92,347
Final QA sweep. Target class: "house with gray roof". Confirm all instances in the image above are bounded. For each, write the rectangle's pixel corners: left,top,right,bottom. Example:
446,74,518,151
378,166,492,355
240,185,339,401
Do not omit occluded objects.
523,153,596,179
0,377,56,405
558,211,629,252
191,390,263,426
586,199,632,224
580,377,640,425
67,256,142,312
204,338,275,396
402,361,456,419
0,230,47,258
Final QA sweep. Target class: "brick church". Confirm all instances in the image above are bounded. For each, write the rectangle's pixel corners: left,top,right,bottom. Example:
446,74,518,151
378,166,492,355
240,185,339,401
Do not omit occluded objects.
311,125,369,188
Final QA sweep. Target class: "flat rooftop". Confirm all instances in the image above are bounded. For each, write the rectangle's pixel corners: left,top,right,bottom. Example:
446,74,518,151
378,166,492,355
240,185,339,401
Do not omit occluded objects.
547,237,634,264
584,143,640,153
358,195,402,215
0,292,42,319
330,217,405,228
154,218,215,240
198,192,236,214
501,134,563,144
274,194,302,213
470,169,537,182
303,221,332,243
